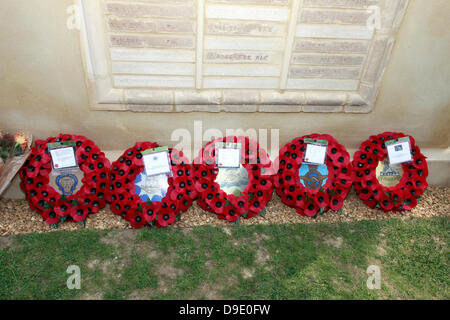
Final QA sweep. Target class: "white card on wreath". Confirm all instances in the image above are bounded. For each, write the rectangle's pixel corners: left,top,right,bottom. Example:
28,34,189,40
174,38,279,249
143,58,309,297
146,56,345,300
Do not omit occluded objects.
50,147,77,169
217,147,241,168
386,137,412,165
143,150,171,177
304,143,327,165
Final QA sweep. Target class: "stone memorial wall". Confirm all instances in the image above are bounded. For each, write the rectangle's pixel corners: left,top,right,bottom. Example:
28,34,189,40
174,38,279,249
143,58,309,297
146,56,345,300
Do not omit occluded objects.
79,0,409,112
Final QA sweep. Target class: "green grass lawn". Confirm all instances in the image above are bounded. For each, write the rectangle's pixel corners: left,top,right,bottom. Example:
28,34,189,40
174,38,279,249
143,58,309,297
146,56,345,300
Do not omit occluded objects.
0,216,448,300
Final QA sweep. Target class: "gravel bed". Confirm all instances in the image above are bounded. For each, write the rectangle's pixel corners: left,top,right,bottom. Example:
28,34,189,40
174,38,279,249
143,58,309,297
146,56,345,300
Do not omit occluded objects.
0,187,448,236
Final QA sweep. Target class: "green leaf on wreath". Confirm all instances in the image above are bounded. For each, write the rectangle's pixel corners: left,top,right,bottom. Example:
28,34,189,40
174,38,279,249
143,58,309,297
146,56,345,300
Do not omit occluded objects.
176,215,181,221
259,208,266,217
59,215,67,223
43,202,53,209
338,208,343,215
60,195,67,201
79,220,86,227
146,200,153,205
320,186,324,192
242,211,248,218
52,223,59,229
225,199,231,206
137,205,143,213
320,207,325,215
233,190,243,197
235,217,241,225
248,192,255,200
72,199,80,206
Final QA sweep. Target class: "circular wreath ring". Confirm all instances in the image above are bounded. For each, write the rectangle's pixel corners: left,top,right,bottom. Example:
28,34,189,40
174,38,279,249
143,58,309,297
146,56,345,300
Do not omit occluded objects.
19,134,111,226
274,134,353,217
352,132,428,211
193,136,274,223
109,142,196,229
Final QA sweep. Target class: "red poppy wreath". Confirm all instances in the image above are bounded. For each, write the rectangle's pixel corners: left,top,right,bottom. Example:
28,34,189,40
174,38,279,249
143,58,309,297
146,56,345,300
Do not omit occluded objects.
193,136,274,223
19,134,111,226
274,134,353,217
109,142,196,229
352,132,428,211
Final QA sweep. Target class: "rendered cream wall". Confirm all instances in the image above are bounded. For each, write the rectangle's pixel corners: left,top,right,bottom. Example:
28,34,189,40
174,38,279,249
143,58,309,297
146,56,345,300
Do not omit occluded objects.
0,0,449,192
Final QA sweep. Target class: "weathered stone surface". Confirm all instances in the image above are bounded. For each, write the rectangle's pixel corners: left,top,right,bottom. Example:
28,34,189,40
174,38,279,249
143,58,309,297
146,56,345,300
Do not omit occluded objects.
111,48,195,62
175,104,221,112
299,9,370,25
106,3,195,19
221,105,258,112
289,66,361,79
294,39,370,53
362,36,394,84
303,0,379,8
206,5,289,21
292,53,365,66
204,65,280,77
209,0,289,4
223,90,260,104
303,105,344,112
296,24,374,39
175,91,222,104
305,92,346,106
114,75,194,88
80,0,408,112
156,20,195,33
112,62,194,75
125,89,174,104
128,104,174,112
259,105,303,112
287,79,359,90
110,35,194,49
204,36,284,50
108,18,155,33
207,21,285,36
260,91,305,105
204,77,279,89
204,51,277,64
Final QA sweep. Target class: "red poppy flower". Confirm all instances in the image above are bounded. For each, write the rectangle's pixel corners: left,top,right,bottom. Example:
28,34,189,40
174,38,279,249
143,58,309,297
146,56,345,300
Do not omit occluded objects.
157,211,176,227
227,194,248,214
130,213,146,229
304,201,318,217
314,191,329,209
44,209,60,225
223,205,240,222
143,202,160,223
379,193,394,211
329,195,343,211
54,200,70,217
69,206,89,222
402,195,417,210
389,189,404,206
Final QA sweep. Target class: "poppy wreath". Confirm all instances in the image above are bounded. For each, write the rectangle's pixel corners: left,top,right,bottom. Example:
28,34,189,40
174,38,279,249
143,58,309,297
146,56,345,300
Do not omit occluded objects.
19,134,111,226
274,134,353,217
352,132,428,211
193,136,274,223
109,142,196,229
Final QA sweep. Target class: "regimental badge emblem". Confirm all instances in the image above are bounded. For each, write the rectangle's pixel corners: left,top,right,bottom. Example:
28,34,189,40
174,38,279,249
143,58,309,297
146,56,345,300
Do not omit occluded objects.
299,163,328,190
56,174,78,196
376,159,403,187
134,172,169,203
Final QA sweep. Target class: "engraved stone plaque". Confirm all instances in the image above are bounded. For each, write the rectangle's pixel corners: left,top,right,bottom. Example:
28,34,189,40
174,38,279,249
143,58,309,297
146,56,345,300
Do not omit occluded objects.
79,0,409,112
